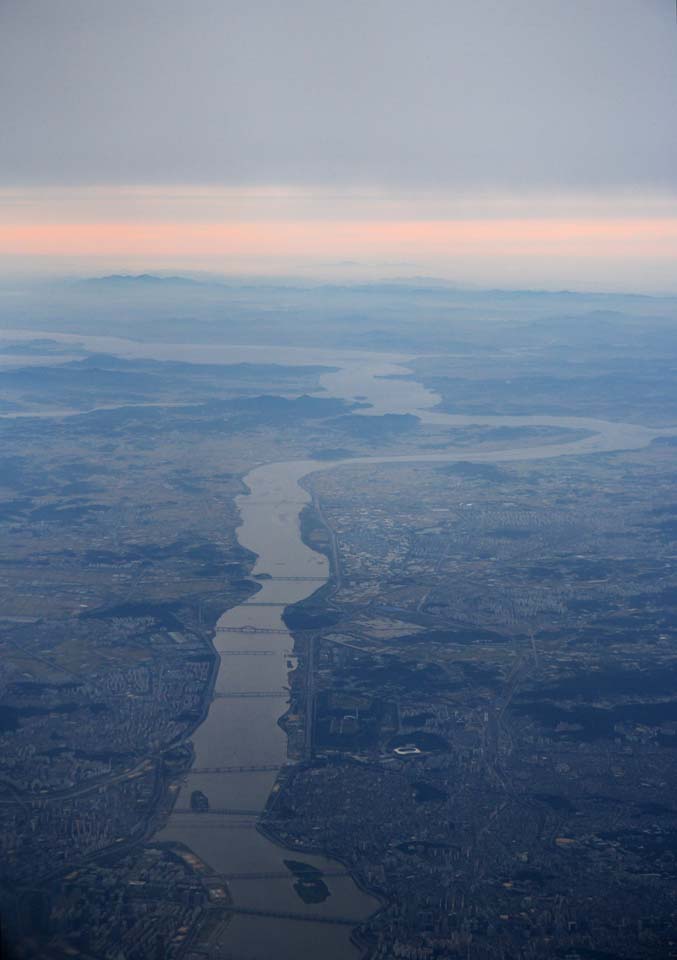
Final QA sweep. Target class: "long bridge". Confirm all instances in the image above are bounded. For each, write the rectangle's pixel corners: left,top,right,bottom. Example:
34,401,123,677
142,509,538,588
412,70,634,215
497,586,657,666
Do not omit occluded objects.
172,808,261,817
242,602,288,607
223,906,360,926
256,576,326,582
212,691,288,699
216,626,289,635
190,764,280,774
219,870,349,881
217,650,277,656
170,821,256,830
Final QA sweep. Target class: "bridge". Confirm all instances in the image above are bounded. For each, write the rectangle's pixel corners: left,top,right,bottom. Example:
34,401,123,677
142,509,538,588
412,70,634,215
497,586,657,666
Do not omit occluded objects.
261,576,326,582
212,691,288,699
191,764,280,774
171,821,256,830
224,906,360,926
219,870,349,881
216,626,289,635
172,808,261,817
217,650,276,656
242,602,287,607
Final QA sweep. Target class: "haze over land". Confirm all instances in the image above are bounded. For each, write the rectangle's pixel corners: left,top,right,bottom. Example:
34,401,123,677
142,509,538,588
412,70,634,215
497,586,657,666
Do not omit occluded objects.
1,1,677,289
2,277,677,958
2,3,677,960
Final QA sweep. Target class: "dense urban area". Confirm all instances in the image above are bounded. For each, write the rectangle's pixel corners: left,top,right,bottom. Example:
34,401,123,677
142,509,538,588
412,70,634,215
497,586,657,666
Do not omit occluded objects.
1,278,677,960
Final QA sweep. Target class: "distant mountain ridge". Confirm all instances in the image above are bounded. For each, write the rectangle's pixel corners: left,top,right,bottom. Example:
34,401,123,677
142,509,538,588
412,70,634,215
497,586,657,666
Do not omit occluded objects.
76,274,667,301
84,274,200,286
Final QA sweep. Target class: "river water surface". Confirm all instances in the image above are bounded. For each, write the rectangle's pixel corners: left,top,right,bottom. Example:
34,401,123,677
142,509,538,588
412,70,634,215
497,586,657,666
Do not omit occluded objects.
4,329,675,957
153,353,675,959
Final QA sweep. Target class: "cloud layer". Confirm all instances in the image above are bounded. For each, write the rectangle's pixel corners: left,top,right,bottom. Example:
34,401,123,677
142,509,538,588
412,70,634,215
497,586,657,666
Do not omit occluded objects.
1,0,675,190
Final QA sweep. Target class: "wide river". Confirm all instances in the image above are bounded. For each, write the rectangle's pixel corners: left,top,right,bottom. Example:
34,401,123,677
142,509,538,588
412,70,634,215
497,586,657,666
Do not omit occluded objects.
152,353,673,959
3,330,676,958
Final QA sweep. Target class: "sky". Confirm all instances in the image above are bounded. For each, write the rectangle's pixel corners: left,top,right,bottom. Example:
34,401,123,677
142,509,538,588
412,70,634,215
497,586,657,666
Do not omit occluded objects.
1,0,676,290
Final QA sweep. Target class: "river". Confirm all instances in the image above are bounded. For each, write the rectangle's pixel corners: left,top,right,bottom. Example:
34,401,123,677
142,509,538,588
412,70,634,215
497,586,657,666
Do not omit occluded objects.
152,353,674,959
4,329,676,957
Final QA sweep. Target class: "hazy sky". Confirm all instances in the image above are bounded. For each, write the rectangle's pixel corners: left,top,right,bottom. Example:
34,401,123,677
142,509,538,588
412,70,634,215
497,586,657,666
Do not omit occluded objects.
1,0,676,289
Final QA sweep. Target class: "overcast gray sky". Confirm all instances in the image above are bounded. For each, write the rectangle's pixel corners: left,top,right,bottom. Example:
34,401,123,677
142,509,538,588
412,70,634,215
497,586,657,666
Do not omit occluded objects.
1,1,676,290
1,0,675,191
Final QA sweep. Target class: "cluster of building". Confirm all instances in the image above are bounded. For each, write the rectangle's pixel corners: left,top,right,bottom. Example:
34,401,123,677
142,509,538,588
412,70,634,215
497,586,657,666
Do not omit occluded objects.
264,446,677,958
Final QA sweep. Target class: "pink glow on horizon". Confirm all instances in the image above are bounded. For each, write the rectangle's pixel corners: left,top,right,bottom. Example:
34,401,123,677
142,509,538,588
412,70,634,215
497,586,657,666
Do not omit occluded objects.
1,218,676,260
